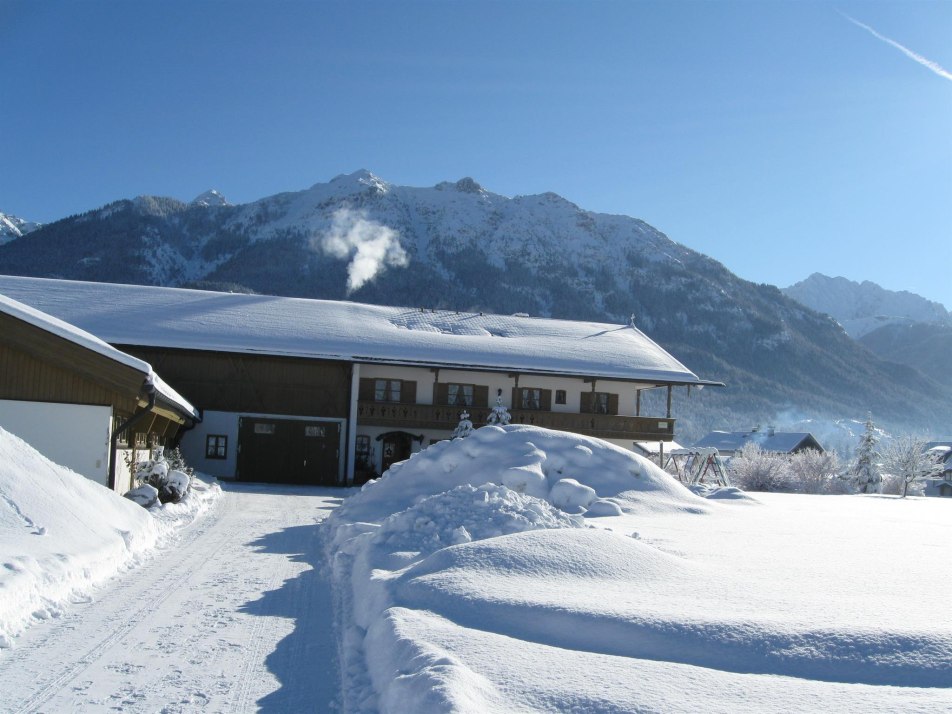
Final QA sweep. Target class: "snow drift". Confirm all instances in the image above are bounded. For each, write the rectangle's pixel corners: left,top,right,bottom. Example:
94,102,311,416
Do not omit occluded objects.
325,425,952,713
0,427,219,648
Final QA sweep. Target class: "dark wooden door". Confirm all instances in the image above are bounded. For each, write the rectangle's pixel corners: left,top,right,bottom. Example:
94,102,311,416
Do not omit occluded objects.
238,417,340,485
380,433,412,473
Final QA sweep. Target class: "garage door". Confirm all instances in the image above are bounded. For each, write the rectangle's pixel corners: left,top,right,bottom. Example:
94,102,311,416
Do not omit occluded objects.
237,417,341,485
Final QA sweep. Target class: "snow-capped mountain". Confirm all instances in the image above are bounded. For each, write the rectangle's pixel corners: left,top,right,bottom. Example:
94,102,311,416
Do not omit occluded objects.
1,171,948,438
783,273,951,339
783,273,952,387
0,212,41,246
190,190,229,207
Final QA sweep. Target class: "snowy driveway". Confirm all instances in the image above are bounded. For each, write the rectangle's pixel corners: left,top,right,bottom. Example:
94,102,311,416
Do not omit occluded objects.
1,483,344,713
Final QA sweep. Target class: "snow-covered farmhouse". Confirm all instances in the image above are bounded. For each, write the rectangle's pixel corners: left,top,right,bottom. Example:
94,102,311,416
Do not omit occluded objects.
923,442,952,498
693,427,824,458
0,293,199,492
0,276,720,486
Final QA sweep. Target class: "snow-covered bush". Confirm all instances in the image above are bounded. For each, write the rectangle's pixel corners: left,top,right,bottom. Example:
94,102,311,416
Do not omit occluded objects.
130,447,193,504
788,449,850,494
728,443,793,492
879,436,942,498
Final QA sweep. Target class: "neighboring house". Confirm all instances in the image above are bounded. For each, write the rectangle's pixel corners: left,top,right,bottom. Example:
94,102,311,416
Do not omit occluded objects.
0,276,721,486
923,442,952,498
0,293,200,493
692,427,824,458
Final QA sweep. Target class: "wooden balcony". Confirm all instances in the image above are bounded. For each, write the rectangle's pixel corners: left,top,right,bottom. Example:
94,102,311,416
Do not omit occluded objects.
357,401,674,442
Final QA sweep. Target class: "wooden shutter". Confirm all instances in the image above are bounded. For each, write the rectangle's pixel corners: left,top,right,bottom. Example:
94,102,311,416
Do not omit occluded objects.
580,392,593,413
608,393,619,416
474,385,489,408
511,387,519,409
435,382,449,405
401,380,417,404
540,389,552,411
359,378,375,401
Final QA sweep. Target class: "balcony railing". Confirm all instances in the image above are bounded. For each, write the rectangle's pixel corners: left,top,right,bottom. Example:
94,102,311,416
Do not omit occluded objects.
357,401,674,442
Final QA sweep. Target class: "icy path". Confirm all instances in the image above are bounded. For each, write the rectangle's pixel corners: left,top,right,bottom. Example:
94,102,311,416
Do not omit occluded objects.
0,482,344,713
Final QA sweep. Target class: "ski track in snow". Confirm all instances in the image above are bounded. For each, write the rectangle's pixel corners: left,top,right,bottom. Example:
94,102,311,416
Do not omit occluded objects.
0,483,342,713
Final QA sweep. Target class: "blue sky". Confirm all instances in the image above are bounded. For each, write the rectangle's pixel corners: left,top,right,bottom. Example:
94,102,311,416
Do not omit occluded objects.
2,0,950,307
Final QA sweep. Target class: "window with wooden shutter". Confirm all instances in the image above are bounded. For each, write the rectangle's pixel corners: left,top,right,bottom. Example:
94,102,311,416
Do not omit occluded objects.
516,387,551,411
581,392,618,415
473,385,489,407
360,378,413,403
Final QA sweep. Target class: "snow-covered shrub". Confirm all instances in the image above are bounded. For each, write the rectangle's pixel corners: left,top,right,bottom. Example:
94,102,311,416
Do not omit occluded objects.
788,449,849,494
124,483,159,508
879,436,942,498
129,447,193,504
728,443,793,492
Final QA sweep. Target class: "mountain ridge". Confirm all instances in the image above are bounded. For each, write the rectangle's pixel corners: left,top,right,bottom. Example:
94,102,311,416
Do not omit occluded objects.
1,172,947,441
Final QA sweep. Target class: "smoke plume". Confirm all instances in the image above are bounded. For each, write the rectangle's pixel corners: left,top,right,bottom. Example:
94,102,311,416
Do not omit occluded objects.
317,208,409,293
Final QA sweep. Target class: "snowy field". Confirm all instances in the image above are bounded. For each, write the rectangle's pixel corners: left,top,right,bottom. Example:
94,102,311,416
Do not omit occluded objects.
327,425,952,713
2,423,951,712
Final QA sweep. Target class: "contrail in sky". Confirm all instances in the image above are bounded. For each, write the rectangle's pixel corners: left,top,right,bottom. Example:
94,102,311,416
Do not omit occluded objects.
839,10,952,81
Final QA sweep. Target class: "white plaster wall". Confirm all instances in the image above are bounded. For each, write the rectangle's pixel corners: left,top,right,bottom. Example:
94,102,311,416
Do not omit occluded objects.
0,400,112,487
179,410,240,480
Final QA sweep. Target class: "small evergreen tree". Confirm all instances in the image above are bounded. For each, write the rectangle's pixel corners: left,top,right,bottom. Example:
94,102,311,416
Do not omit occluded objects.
452,410,474,439
486,393,511,426
851,414,881,494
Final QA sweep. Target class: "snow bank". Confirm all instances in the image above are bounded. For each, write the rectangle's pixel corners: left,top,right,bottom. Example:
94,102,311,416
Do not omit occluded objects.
0,427,219,648
331,424,702,533
325,425,706,710
326,425,952,712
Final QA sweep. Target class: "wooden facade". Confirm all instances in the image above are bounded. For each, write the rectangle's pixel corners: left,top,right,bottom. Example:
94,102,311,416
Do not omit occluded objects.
1,313,144,414
123,346,352,418
0,312,196,491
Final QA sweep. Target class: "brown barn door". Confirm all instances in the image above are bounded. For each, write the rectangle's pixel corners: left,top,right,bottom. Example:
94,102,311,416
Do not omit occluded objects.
300,421,341,486
238,417,341,485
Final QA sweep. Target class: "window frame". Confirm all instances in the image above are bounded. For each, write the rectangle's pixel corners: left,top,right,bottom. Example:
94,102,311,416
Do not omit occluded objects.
374,378,402,403
205,434,228,460
446,382,476,407
516,387,552,412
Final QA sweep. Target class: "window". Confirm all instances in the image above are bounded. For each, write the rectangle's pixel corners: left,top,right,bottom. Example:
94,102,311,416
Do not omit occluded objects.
520,388,542,410
447,383,475,407
206,435,228,459
581,391,618,415
374,379,402,403
555,390,567,405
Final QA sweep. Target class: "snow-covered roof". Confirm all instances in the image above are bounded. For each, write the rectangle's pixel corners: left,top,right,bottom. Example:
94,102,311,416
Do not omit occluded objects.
0,277,717,386
693,430,822,454
0,291,199,420
633,440,684,455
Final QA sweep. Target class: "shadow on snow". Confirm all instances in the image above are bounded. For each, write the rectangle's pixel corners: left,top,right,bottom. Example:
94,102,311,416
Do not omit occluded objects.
239,520,340,712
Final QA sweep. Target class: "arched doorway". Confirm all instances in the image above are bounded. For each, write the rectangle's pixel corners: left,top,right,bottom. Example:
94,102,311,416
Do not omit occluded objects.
376,431,423,473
